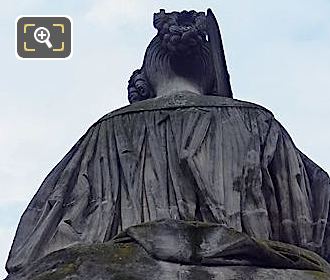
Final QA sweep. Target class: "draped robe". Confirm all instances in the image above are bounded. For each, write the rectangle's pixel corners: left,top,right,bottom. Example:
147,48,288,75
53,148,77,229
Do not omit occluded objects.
6,93,330,272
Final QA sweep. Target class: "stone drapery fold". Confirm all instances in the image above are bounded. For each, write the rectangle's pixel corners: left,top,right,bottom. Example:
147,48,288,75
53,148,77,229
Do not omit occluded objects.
6,93,330,273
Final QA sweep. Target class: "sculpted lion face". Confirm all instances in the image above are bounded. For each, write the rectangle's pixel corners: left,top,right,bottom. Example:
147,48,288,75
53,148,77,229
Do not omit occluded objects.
153,10,207,55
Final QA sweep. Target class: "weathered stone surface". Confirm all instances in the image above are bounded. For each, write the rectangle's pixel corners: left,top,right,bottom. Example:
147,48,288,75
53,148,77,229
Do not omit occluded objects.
6,220,330,280
7,246,329,280
6,93,330,273
5,8,330,280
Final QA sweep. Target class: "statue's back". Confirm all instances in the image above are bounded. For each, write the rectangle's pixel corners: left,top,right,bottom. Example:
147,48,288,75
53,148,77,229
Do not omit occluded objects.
5,9,330,280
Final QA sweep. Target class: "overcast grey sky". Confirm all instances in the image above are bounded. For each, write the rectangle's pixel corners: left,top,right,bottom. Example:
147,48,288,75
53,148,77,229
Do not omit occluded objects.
1,0,329,278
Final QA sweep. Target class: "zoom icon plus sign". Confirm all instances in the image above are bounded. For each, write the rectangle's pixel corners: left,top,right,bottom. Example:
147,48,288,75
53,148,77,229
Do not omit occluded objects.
16,16,72,60
34,27,53,48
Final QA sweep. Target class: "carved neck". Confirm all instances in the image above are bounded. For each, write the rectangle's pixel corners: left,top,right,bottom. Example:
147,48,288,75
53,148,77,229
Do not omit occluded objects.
155,76,203,97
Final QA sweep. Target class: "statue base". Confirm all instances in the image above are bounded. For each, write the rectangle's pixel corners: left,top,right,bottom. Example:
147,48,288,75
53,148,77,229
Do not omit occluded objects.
6,220,330,280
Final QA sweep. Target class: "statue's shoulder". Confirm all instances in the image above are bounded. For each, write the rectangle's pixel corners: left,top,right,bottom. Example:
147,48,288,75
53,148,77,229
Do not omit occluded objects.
96,92,273,125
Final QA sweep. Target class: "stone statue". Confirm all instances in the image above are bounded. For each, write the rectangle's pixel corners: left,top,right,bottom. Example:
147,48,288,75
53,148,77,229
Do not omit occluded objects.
128,9,232,102
5,9,330,280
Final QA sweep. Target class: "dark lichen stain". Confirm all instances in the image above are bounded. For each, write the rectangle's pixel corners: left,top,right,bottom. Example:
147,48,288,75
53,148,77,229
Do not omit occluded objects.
9,221,330,280
305,271,330,280
26,241,157,280
34,262,78,280
184,266,214,280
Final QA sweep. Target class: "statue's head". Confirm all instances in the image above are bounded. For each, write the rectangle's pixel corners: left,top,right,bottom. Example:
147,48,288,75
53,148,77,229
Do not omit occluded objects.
128,9,233,104
153,10,207,56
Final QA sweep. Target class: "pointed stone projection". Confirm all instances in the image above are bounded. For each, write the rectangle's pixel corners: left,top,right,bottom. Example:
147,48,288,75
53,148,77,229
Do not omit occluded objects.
5,9,330,280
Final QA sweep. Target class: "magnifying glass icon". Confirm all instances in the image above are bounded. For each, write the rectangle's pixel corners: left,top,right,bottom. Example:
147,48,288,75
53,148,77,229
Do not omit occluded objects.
34,27,53,49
